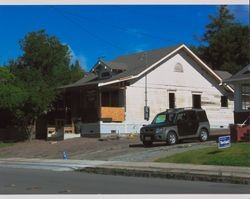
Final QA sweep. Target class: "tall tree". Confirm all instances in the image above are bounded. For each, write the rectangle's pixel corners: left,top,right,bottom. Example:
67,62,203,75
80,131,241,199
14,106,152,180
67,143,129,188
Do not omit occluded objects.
8,29,72,140
12,29,72,86
70,60,86,83
204,5,235,43
192,5,249,74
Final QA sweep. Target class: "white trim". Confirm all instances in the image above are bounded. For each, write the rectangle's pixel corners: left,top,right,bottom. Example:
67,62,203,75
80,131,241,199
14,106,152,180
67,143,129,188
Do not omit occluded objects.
182,45,221,81
181,45,234,93
98,44,234,93
192,91,203,95
167,89,177,92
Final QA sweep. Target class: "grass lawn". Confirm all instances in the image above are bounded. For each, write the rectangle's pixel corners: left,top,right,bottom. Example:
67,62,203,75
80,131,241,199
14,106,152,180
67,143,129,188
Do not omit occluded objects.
156,142,250,167
0,142,14,148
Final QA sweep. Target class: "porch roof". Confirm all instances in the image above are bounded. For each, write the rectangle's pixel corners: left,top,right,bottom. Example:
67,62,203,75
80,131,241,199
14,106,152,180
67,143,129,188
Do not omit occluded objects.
223,64,250,83
214,70,232,80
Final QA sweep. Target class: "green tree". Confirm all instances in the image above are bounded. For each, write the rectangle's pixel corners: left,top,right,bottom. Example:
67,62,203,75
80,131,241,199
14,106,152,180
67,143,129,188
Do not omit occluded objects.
12,29,72,87
8,29,72,140
192,5,250,74
0,67,27,110
204,5,235,43
0,67,28,134
70,60,86,82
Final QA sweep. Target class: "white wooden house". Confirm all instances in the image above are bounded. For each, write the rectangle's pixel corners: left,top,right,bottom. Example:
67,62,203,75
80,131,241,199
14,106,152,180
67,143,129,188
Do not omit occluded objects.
59,44,234,137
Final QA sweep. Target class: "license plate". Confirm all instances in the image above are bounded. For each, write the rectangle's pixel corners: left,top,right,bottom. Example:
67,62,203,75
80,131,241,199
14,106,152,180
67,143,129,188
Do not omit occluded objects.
145,136,151,141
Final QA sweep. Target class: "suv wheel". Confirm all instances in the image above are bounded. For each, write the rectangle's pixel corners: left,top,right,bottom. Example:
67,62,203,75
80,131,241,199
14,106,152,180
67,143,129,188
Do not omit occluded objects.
199,129,208,142
167,131,177,145
143,140,152,147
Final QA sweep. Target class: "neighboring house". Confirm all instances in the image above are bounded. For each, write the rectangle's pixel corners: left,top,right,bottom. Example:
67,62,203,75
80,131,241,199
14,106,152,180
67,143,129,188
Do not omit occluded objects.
54,44,234,138
223,64,250,124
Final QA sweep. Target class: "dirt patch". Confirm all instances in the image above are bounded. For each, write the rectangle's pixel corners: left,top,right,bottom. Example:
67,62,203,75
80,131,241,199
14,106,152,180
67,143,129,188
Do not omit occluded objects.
0,137,140,160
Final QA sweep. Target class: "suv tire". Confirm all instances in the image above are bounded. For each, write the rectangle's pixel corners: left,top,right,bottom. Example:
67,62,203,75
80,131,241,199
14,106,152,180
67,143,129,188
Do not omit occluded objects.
143,140,152,147
199,128,208,142
167,131,177,145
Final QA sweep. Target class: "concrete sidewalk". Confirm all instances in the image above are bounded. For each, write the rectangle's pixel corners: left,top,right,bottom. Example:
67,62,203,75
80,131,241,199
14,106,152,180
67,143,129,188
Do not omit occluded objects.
80,161,250,185
0,158,249,185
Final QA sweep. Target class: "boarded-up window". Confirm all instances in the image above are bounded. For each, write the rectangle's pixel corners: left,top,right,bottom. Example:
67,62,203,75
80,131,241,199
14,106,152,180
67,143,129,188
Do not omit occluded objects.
192,94,201,108
221,96,228,108
169,93,175,108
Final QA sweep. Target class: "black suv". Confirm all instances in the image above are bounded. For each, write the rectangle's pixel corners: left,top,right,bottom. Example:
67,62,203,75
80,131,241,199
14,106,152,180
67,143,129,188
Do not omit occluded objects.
140,108,210,146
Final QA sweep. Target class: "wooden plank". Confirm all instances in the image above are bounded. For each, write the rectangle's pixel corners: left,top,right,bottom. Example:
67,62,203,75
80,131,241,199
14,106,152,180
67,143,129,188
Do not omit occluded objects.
100,107,125,122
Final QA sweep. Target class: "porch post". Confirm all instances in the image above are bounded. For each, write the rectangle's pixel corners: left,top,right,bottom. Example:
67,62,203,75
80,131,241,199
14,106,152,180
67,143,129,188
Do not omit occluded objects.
98,89,102,119
234,83,242,112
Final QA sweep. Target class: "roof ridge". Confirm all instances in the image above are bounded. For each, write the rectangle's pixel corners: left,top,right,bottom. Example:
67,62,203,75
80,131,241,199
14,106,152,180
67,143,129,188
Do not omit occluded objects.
112,44,182,60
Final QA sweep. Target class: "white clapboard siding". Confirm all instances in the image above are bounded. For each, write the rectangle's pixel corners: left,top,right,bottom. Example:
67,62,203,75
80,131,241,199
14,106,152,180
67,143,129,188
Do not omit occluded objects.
125,49,234,128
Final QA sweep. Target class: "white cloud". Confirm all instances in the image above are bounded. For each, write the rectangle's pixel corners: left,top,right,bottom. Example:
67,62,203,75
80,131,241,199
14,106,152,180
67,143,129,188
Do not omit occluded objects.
72,53,88,68
133,44,149,53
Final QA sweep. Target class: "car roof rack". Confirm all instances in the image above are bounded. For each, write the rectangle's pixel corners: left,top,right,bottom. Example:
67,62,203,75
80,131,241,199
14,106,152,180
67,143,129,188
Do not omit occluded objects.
166,107,203,112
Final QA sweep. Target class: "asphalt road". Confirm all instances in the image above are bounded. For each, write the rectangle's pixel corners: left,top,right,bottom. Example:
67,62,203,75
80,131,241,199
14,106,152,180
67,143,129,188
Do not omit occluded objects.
0,167,249,194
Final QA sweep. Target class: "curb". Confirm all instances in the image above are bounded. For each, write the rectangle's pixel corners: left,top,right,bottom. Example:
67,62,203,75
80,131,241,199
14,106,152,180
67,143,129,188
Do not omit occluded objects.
77,167,250,185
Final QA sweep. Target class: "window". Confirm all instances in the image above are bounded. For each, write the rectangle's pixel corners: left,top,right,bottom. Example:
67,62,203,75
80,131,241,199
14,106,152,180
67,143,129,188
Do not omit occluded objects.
221,96,228,108
176,112,186,121
153,114,166,124
111,90,119,107
101,92,110,106
192,94,201,108
186,111,197,121
197,111,208,122
101,90,120,107
242,84,250,110
174,63,183,72
101,72,110,78
169,93,175,108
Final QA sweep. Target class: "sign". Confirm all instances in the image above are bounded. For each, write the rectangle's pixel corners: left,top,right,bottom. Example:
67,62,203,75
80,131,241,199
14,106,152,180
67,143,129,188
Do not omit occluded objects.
218,135,231,149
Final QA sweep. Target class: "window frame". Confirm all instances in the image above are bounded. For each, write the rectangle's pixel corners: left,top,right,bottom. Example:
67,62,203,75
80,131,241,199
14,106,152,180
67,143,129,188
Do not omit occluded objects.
221,96,228,108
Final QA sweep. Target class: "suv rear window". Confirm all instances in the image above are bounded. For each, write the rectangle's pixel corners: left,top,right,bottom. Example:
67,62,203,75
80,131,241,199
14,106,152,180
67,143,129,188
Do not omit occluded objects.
197,110,208,122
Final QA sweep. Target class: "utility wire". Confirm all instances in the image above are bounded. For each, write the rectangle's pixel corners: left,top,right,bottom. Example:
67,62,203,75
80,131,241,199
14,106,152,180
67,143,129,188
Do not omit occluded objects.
54,7,176,44
49,6,126,51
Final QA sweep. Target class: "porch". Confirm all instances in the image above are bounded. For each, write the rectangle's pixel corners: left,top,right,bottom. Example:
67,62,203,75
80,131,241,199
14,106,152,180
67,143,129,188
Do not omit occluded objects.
45,83,127,138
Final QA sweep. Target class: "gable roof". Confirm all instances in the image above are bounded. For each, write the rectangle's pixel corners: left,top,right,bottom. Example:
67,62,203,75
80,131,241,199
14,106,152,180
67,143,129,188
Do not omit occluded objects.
223,64,250,83
61,44,233,93
102,61,128,70
61,45,180,88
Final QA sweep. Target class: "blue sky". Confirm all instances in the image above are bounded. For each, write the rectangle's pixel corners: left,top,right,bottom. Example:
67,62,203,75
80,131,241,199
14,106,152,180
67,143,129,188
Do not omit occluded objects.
0,5,249,71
